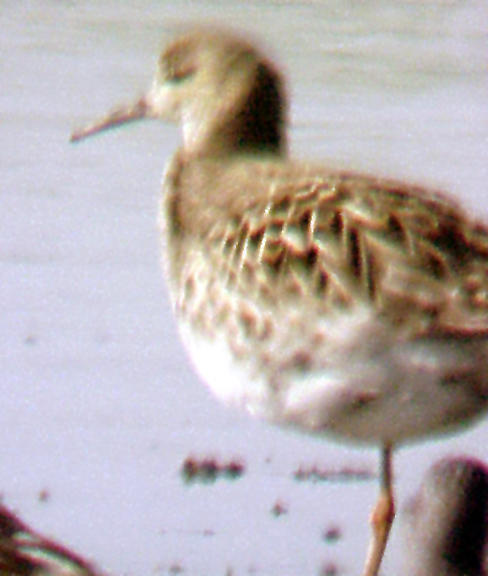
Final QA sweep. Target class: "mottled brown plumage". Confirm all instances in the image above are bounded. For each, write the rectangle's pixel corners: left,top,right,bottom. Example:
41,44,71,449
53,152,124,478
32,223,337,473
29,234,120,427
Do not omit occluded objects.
167,154,488,335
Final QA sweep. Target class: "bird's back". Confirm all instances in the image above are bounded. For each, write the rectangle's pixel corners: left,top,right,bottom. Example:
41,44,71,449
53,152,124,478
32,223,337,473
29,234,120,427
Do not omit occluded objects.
164,153,488,342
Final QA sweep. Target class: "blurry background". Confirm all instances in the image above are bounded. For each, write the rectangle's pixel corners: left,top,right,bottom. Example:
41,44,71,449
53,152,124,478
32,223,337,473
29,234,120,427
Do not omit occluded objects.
1,1,487,574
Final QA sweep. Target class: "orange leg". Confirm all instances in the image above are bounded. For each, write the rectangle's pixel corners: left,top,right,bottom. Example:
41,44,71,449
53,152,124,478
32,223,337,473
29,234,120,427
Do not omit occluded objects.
362,445,395,576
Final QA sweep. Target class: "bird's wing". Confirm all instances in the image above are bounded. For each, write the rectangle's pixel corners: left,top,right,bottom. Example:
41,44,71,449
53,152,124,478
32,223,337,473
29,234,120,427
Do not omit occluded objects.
206,167,488,338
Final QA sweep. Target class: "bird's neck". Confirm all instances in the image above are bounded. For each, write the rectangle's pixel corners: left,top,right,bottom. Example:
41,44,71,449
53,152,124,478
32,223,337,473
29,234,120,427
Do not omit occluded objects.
182,119,287,159
182,61,288,159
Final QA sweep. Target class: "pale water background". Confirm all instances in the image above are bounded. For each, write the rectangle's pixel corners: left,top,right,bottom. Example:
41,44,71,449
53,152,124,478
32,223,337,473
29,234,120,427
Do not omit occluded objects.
1,1,487,575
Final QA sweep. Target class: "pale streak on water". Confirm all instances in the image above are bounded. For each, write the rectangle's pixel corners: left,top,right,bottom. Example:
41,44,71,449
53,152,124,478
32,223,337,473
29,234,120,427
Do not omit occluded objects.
1,2,487,575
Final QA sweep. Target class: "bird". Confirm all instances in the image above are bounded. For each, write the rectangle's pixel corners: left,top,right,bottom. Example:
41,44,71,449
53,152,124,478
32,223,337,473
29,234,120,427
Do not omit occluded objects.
402,456,488,576
0,502,102,576
71,26,488,576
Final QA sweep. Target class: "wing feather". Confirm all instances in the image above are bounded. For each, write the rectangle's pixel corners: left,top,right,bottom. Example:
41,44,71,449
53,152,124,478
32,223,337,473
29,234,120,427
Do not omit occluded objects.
204,168,488,337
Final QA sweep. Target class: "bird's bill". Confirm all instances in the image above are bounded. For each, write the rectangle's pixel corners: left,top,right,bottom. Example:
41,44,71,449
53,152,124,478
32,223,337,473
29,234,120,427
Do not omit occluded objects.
70,96,152,143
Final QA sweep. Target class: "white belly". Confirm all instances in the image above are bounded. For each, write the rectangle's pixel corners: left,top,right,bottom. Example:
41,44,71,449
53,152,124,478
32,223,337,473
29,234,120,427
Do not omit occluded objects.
177,305,488,446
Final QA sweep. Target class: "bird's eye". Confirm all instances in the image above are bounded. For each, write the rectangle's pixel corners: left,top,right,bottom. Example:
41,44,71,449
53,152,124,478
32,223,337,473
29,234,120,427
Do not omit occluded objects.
167,64,196,84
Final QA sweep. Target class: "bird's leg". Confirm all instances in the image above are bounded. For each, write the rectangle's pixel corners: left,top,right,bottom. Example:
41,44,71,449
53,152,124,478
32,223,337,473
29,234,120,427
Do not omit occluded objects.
361,445,395,576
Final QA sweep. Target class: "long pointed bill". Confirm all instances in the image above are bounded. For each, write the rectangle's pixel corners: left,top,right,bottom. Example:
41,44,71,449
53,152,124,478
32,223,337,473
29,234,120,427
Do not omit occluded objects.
70,96,152,143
